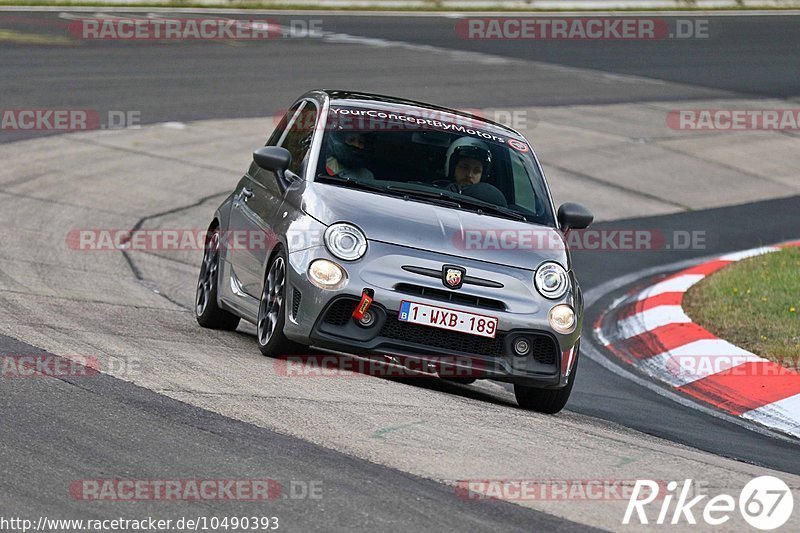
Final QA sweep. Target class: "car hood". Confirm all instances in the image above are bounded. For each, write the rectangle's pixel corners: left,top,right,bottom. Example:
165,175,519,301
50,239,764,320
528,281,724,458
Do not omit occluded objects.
301,182,568,271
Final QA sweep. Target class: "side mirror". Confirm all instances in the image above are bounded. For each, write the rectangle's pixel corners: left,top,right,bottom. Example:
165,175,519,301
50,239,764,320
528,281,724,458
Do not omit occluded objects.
557,202,593,231
253,146,292,172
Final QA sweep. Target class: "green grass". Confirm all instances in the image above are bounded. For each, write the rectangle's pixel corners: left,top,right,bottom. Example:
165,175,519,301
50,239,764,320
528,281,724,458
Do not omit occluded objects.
683,247,800,369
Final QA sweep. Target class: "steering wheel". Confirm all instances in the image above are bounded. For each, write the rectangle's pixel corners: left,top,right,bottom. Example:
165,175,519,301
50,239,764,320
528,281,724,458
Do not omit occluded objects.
432,180,460,193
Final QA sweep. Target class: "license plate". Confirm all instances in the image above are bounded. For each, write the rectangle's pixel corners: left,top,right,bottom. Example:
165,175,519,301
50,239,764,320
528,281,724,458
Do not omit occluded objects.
397,301,498,339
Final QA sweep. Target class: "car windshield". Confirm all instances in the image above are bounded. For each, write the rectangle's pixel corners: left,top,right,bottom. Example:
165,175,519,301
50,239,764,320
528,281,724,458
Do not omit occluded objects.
315,106,556,226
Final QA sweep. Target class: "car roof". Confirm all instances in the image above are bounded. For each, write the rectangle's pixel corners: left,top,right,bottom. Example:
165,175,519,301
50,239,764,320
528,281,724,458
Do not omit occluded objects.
319,89,527,142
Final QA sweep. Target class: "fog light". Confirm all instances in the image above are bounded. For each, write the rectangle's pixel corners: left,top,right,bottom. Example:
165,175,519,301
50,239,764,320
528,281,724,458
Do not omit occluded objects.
308,259,345,289
548,304,576,334
357,309,376,327
513,338,530,356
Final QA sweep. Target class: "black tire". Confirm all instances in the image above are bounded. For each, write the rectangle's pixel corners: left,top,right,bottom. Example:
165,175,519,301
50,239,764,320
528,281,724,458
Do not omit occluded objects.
195,226,240,331
256,249,302,357
514,351,579,414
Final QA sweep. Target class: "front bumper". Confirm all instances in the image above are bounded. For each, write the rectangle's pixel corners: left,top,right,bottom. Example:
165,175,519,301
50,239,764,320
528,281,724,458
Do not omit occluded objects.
283,242,582,388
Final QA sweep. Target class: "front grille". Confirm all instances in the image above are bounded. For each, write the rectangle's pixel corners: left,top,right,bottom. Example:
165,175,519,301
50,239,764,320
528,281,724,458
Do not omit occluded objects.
526,336,557,365
292,288,302,319
394,283,506,311
322,299,356,326
380,315,506,357
321,298,558,365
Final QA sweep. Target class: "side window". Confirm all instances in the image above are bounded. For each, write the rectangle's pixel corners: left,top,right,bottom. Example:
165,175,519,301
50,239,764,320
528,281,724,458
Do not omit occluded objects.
279,102,317,178
510,154,538,213
249,103,301,180
266,103,300,147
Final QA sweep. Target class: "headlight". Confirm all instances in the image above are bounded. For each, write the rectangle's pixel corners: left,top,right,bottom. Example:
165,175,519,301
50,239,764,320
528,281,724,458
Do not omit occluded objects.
534,262,569,299
324,222,367,261
308,259,346,289
548,304,576,334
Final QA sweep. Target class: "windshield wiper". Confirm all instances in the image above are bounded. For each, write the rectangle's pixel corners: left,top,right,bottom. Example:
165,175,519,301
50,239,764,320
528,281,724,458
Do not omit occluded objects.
319,177,460,208
317,174,388,194
450,195,528,221
388,186,527,221
320,179,523,219
386,186,457,201
383,186,462,207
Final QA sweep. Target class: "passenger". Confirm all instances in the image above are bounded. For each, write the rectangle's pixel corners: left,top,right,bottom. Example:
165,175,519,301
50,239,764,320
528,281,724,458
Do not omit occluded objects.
325,131,374,180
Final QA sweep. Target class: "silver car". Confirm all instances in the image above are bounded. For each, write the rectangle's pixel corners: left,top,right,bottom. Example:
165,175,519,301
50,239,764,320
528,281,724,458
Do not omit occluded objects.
195,90,593,413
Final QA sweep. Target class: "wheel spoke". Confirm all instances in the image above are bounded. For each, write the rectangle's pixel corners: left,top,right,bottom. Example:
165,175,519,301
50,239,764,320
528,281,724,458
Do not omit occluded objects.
196,230,221,317
257,256,286,347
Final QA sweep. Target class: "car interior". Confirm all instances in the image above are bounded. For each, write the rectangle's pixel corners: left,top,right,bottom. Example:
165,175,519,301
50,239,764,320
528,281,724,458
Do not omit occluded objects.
316,128,552,224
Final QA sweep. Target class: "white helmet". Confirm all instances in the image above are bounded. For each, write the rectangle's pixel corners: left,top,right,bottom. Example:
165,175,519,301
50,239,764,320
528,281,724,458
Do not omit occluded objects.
444,137,492,181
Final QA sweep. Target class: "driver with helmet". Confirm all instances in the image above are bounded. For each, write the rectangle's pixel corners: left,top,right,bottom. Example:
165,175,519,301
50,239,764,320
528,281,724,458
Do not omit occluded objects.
441,136,507,207
444,136,492,190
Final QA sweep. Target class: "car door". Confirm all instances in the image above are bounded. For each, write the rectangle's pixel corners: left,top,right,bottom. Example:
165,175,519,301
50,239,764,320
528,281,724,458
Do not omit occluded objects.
227,102,316,297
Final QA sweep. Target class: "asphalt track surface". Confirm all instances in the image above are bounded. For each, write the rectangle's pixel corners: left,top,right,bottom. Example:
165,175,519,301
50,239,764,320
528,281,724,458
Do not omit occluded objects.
1,9,800,530
2,12,799,142
0,337,591,532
